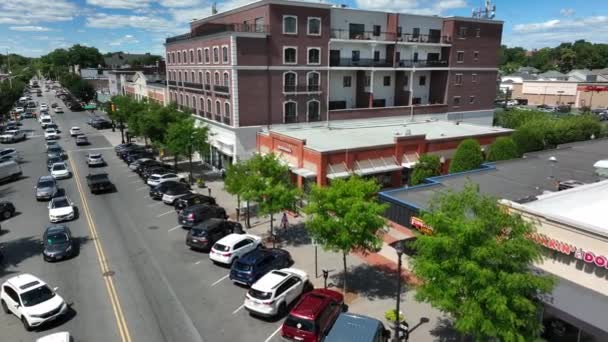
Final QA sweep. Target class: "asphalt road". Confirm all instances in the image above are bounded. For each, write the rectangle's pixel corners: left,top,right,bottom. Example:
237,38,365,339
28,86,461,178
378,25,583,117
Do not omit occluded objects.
0,88,287,342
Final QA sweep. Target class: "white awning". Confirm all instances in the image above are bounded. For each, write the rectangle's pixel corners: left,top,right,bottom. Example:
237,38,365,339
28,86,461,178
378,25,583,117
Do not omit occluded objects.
327,162,351,179
402,152,420,168
292,168,317,178
354,157,403,176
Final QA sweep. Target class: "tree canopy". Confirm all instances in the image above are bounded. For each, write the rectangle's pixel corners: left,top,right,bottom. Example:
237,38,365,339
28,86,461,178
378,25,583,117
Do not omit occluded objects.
165,117,209,182
486,137,520,162
448,139,484,173
412,184,555,342
410,154,441,185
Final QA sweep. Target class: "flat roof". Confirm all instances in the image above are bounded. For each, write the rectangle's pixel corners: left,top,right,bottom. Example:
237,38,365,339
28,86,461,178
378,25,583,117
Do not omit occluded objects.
519,180,608,237
268,120,511,153
382,139,608,211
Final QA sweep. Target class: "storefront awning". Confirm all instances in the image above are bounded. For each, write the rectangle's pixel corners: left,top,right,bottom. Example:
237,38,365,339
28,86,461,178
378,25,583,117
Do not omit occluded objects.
327,162,351,179
292,167,317,178
354,157,403,176
402,152,420,168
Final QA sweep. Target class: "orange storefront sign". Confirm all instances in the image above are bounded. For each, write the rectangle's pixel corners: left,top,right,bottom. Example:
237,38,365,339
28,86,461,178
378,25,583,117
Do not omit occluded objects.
410,216,433,235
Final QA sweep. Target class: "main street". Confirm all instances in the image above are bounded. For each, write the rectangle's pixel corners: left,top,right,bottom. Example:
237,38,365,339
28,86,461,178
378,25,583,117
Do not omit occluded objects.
0,89,286,341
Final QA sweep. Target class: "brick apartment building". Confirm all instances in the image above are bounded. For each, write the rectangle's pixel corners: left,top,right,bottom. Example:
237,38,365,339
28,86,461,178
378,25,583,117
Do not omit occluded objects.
165,0,503,168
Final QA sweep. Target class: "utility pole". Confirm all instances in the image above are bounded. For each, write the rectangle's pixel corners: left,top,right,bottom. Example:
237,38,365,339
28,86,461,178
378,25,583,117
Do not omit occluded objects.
6,49,12,89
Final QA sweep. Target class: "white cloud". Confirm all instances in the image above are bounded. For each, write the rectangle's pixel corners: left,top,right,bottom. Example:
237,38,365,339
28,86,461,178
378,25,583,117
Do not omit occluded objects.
85,0,151,10
109,34,140,46
354,0,466,14
9,26,53,32
0,0,77,24
559,8,575,17
86,13,177,32
159,0,204,8
507,16,608,48
513,16,608,33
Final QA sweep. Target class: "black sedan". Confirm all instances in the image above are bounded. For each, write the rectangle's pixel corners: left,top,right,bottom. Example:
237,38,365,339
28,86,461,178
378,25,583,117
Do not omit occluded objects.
42,225,75,262
230,248,293,286
47,156,64,170
174,193,216,212
142,165,173,180
186,218,243,251
0,201,15,220
91,119,113,129
149,181,189,200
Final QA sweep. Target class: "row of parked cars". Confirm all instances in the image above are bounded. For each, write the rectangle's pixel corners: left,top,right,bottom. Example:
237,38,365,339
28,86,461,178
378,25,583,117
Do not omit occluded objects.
116,143,393,342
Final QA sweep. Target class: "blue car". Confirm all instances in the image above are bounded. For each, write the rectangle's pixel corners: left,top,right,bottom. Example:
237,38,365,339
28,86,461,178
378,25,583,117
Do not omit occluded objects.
229,248,292,286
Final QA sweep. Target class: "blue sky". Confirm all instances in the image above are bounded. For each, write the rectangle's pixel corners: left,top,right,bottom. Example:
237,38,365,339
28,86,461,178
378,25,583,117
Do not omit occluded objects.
0,0,606,58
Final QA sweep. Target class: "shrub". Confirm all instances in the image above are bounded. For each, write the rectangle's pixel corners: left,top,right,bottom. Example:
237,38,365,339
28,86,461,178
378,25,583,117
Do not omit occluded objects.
449,139,484,173
512,126,545,154
410,154,441,185
495,109,550,129
487,137,520,161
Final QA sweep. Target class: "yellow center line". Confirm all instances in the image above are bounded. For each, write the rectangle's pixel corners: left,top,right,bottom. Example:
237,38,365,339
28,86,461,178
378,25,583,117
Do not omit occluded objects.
68,151,132,342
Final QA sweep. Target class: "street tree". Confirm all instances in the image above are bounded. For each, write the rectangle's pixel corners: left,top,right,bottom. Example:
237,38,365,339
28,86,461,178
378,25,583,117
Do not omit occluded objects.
165,117,209,183
486,137,520,162
410,154,441,185
304,176,387,293
224,161,253,225
449,138,484,173
411,184,555,342
108,95,135,143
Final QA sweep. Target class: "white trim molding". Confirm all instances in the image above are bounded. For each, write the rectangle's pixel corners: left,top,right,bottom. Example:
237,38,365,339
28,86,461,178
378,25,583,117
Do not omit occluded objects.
283,71,297,93
283,100,298,123
307,47,321,65
283,46,298,65
230,35,239,127
307,17,321,36
221,44,229,64
306,99,321,122
282,15,298,35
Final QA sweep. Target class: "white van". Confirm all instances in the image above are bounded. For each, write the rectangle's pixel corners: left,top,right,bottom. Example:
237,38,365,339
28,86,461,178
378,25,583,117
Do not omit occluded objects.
0,160,22,183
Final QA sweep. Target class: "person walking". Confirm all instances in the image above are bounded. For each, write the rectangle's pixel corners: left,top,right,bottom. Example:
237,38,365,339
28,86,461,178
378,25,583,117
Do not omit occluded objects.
280,212,289,231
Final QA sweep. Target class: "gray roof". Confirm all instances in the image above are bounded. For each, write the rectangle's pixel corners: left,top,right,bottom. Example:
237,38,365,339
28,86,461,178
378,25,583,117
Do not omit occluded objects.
381,139,608,210
104,53,151,67
517,66,539,73
504,72,538,80
538,70,567,78
568,69,592,76
589,68,608,76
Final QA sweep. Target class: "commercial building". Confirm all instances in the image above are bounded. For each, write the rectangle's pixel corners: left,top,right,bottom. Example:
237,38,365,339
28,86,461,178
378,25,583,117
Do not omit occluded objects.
379,138,608,341
257,118,511,189
123,71,168,105
165,0,503,167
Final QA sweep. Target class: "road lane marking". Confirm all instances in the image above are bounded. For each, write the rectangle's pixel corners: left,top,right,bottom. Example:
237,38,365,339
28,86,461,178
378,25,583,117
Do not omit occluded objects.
194,260,203,265
264,326,283,342
68,151,132,342
168,225,181,232
211,274,229,287
136,186,148,191
232,304,245,315
156,210,174,218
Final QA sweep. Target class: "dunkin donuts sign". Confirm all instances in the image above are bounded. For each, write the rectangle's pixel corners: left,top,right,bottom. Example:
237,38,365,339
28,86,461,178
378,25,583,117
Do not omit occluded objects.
528,233,608,270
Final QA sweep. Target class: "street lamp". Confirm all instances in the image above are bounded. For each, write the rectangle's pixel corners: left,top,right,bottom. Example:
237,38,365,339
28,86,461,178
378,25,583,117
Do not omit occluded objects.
392,241,405,342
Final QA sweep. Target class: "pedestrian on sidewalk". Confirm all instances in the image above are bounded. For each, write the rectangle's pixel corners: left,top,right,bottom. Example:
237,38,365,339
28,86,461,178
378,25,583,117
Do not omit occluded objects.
280,211,289,231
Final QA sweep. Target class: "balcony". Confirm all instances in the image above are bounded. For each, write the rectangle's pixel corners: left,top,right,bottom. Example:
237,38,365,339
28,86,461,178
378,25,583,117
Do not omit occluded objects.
214,115,222,122
397,60,449,68
328,103,448,121
397,34,451,44
330,58,392,67
223,116,231,125
168,80,177,86
182,82,201,89
331,29,392,41
283,85,322,93
167,23,269,43
213,85,230,93
205,111,212,119
204,84,211,90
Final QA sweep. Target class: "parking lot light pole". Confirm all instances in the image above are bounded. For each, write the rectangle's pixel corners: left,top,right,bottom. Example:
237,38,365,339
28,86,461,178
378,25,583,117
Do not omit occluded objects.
393,243,405,342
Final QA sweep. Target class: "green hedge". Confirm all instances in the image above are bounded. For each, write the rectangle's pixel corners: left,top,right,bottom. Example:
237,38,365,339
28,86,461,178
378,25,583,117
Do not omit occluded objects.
410,154,441,185
487,137,520,161
449,139,484,173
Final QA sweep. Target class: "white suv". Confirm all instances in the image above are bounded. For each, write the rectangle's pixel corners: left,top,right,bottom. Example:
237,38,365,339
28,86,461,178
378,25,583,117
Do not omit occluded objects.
0,274,69,331
244,268,309,317
209,233,262,265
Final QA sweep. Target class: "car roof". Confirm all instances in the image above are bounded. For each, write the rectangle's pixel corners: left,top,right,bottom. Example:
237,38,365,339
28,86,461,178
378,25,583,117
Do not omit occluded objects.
71,126,80,129
215,233,256,246
89,153,102,157
5,274,45,294
52,196,68,202
51,162,66,167
45,225,68,234
238,248,284,265
251,269,292,291
324,313,383,342
38,175,55,182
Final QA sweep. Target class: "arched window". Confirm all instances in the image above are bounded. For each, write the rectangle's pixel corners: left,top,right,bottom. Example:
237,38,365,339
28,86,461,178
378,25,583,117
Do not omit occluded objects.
222,46,228,63
283,15,297,34
177,51,181,64
284,71,297,92
284,101,297,123
216,100,221,115
205,72,211,85
307,100,320,122
197,49,202,63
200,97,204,114
189,50,194,63
307,71,320,92
171,52,175,64
206,99,212,118
191,71,195,83
307,17,321,35
223,72,229,87
184,72,188,82
199,71,203,84
185,95,190,107
214,72,220,85
178,71,182,82
307,48,320,64
172,71,176,81
179,93,183,106
224,102,230,117
283,47,297,64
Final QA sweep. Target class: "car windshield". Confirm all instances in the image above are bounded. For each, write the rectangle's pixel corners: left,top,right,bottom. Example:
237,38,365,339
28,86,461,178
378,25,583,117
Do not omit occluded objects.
248,288,272,300
234,261,252,272
47,232,69,245
190,228,207,237
38,181,54,188
20,285,56,307
48,147,62,153
52,164,66,171
284,315,316,332
214,243,230,252
52,199,70,208
90,155,101,159
49,157,62,164
150,175,160,180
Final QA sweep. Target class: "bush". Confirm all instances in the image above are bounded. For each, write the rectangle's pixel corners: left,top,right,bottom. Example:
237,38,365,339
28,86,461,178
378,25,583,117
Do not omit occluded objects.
495,109,550,129
512,125,545,154
410,154,441,185
449,139,484,173
487,137,520,161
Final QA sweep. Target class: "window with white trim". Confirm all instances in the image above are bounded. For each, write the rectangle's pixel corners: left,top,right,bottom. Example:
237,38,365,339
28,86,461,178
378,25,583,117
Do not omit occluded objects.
189,49,194,64
343,76,351,87
307,71,320,92
214,72,220,85
205,72,211,85
307,100,320,122
199,71,203,84
177,52,181,64
178,71,182,82
213,47,219,63
183,50,187,63
223,72,229,87
191,71,195,83
204,48,210,63
200,97,204,113
307,48,320,65
283,15,297,34
222,46,228,63
457,51,464,63
284,47,297,64
473,51,479,62
197,49,202,63
206,99,212,115
224,102,230,118
472,73,478,83
284,71,297,92
284,101,297,123
179,94,183,105
469,96,476,104
307,17,321,36
454,73,463,85
458,26,467,38
215,100,221,117
171,52,175,64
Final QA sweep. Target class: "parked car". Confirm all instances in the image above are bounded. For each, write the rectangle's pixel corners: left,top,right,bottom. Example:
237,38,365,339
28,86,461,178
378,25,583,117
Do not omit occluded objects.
161,185,192,205
0,129,26,143
174,193,216,212
45,140,59,151
51,103,58,108
133,159,160,174
44,128,59,140
141,165,172,180
35,175,58,201
186,219,244,251
48,196,75,223
129,158,153,171
230,248,292,286
178,204,227,228
147,172,184,187
0,274,69,331
0,148,20,163
0,201,16,220
42,225,75,262
0,160,22,183
149,181,189,200
86,153,105,167
281,289,345,342
36,332,72,342
54,107,64,114
40,118,53,129
91,119,113,129
245,268,309,318
324,313,391,342
46,156,63,171
114,142,137,154
69,127,81,137
75,135,88,146
50,162,70,180
209,233,262,265
125,151,153,165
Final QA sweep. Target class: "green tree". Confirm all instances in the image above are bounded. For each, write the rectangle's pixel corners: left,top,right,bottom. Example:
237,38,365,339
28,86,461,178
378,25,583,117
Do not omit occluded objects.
410,154,441,185
512,125,545,154
165,117,209,183
304,176,387,293
224,161,253,226
449,139,484,173
558,48,576,73
486,137,520,162
412,184,555,342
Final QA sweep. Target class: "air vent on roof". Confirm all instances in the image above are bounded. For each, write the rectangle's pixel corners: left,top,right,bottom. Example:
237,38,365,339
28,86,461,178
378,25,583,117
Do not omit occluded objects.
404,129,411,136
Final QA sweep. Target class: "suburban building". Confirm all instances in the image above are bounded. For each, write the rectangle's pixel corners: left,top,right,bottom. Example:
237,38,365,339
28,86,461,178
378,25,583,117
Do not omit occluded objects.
165,0,503,168
500,78,608,108
378,138,608,341
257,118,511,189
537,70,568,81
107,70,137,96
123,71,168,105
104,52,157,69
